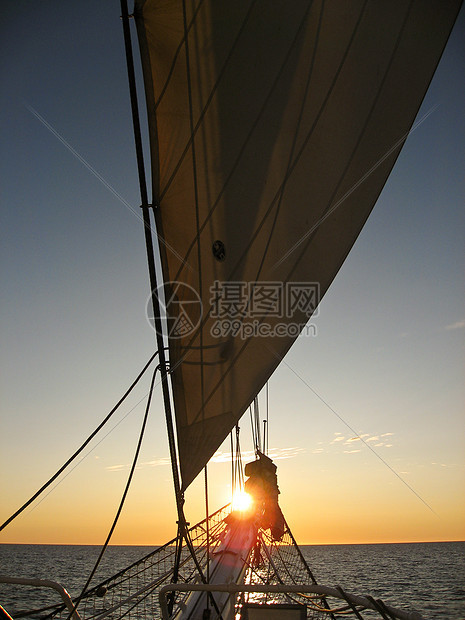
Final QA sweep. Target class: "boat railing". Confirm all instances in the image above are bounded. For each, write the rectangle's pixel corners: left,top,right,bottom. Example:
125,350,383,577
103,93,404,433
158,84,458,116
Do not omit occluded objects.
159,582,424,620
0,575,81,620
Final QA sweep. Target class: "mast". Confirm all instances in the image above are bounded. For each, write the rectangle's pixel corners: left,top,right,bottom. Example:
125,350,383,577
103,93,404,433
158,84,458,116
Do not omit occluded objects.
118,9,212,589
120,0,183,521
120,2,212,596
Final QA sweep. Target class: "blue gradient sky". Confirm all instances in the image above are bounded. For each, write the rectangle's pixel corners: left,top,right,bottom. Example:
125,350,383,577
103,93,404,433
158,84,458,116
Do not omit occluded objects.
1,2,464,544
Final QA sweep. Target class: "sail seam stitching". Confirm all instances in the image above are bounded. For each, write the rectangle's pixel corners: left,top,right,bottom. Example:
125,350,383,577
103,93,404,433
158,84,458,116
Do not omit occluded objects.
159,0,259,205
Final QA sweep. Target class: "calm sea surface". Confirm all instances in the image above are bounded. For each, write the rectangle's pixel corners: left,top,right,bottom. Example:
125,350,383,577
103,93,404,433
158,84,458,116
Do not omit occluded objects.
0,542,463,619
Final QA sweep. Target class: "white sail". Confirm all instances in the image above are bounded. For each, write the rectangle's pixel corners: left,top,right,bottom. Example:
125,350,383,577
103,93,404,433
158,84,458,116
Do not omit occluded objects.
134,0,461,490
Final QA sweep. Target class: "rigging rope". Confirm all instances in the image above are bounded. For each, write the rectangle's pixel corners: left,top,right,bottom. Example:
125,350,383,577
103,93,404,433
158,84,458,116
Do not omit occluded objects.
254,397,261,453
230,430,234,503
249,397,262,454
234,425,244,491
266,381,269,455
0,351,159,532
249,405,257,453
230,424,245,501
204,464,210,593
68,365,160,619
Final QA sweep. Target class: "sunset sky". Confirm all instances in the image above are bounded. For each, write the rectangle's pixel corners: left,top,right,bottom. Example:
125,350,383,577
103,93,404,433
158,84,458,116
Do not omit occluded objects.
1,2,464,546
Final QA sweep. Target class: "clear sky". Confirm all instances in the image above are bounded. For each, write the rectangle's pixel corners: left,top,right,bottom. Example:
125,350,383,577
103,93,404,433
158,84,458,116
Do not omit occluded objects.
1,3,464,546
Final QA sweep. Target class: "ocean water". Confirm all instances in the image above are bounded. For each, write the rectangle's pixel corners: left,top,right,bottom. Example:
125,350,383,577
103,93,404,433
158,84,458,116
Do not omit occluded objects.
302,542,465,618
0,542,464,619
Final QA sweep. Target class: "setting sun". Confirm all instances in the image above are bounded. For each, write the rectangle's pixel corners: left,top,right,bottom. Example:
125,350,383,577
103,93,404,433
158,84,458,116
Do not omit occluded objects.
232,490,253,513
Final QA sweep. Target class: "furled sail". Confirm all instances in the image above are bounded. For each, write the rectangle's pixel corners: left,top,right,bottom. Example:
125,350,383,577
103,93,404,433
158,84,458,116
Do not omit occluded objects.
134,0,460,491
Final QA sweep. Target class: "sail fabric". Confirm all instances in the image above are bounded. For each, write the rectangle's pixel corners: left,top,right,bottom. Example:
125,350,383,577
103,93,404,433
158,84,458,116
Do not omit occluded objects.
134,0,460,491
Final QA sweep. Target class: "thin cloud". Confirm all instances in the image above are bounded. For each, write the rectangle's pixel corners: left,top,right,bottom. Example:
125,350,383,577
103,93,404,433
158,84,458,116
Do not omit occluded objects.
445,319,465,330
270,447,305,460
316,431,396,454
106,457,171,471
210,447,305,464
105,446,306,471
210,451,241,464
270,345,438,514
141,457,171,467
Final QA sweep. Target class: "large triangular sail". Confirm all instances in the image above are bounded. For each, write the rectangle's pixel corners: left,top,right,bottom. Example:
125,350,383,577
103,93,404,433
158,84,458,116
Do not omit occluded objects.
134,0,461,490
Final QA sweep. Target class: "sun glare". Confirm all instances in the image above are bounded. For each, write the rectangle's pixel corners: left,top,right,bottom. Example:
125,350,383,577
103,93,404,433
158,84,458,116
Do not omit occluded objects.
232,490,253,512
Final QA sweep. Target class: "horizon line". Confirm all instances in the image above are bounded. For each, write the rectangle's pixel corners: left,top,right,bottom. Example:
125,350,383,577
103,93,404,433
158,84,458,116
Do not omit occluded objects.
1,539,463,547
